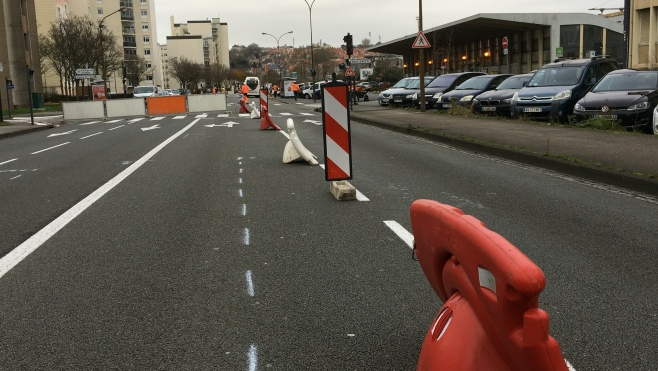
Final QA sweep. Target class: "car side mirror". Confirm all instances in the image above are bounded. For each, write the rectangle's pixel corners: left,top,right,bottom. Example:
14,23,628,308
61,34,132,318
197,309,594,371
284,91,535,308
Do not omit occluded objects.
522,81,528,87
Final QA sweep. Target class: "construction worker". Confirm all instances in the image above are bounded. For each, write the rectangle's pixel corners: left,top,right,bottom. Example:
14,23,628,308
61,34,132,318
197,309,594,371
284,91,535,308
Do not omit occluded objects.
272,84,278,98
241,82,250,104
292,81,299,101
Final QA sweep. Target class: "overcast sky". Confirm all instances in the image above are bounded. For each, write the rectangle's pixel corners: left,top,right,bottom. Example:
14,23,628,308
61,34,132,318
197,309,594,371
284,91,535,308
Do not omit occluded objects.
154,0,623,48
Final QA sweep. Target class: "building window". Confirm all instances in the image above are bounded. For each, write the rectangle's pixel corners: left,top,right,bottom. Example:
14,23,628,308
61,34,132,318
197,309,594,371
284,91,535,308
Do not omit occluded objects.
143,36,150,43
98,8,103,16
560,25,580,59
141,0,146,3
144,49,151,56
142,24,149,31
146,75,153,81
141,10,147,18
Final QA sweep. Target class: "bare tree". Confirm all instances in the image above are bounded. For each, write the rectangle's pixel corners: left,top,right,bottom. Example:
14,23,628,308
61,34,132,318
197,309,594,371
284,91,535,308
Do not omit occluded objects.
204,62,231,89
124,55,148,87
169,57,204,91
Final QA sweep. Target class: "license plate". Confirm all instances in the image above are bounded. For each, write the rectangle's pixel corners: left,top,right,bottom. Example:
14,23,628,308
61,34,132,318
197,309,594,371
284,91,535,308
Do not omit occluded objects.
594,114,618,120
524,107,542,113
482,107,496,111
394,99,402,103
443,103,452,108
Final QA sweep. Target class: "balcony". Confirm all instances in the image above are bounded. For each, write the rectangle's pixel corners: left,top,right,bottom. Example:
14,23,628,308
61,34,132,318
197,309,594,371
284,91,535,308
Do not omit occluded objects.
121,11,133,21
122,28,135,35
120,1,133,8
123,42,137,48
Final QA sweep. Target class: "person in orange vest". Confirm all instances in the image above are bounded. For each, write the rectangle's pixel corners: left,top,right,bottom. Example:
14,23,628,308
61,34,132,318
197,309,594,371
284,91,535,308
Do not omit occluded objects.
292,81,299,101
272,84,278,98
241,82,250,104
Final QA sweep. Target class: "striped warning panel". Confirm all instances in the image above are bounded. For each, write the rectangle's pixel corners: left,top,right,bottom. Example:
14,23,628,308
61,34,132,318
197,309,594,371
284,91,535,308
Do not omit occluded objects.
322,82,352,181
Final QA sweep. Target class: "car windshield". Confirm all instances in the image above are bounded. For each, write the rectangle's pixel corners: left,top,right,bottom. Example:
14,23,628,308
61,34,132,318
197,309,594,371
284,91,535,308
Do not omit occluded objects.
527,66,584,87
405,77,433,89
427,75,458,88
134,86,156,94
455,77,493,90
496,75,530,89
592,72,658,92
392,78,412,88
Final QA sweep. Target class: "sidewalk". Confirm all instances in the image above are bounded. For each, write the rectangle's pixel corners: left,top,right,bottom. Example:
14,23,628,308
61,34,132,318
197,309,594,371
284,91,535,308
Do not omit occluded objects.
0,113,60,138
349,104,658,196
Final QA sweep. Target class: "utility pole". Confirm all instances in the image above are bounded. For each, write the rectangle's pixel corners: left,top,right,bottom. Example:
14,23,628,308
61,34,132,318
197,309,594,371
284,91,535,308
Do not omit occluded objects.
418,0,426,111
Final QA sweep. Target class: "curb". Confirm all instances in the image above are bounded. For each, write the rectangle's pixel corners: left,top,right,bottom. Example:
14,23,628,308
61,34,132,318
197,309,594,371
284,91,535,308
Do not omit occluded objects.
0,124,53,139
351,113,658,198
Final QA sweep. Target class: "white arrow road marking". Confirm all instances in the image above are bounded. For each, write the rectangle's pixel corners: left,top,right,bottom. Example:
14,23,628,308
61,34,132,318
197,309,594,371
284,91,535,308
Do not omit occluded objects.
48,129,77,137
141,124,160,131
205,121,240,128
304,119,322,126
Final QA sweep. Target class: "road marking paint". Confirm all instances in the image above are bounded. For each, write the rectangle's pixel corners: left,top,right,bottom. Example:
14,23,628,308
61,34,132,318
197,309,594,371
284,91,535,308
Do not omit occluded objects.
105,119,122,123
384,221,414,249
278,130,291,140
217,114,229,118
239,189,243,198
31,142,70,155
79,132,102,139
239,178,243,184
242,204,247,216
243,228,250,245
300,113,314,116
246,270,255,296
108,125,125,131
151,117,164,121
317,164,370,201
127,118,144,124
248,344,258,371
10,175,21,180
79,121,99,126
0,159,18,166
173,116,186,119
0,119,201,280
239,168,243,174
239,113,250,118
280,113,293,116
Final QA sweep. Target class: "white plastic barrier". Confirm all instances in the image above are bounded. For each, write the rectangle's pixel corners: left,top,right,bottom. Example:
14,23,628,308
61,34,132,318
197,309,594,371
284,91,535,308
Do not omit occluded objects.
188,94,227,113
106,98,146,118
62,101,105,121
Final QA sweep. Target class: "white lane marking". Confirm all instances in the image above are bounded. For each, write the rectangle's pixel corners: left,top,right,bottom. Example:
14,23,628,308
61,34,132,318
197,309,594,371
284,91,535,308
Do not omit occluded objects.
173,116,186,119
10,175,22,180
248,344,258,371
300,113,314,116
150,116,164,121
246,270,255,297
278,130,291,140
106,119,122,123
0,119,201,280
318,164,370,201
108,125,125,131
239,168,243,174
241,204,247,216
243,228,250,245
79,121,99,126
384,221,414,249
238,189,243,198
31,142,70,155
566,359,577,371
79,132,102,139
127,118,144,124
195,113,208,118
280,112,293,116
0,159,18,166
217,114,229,118
239,178,243,184
239,114,250,118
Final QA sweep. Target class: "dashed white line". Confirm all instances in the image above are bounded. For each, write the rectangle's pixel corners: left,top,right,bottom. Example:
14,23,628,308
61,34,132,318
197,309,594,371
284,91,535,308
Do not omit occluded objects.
79,121,99,126
246,270,255,297
108,125,125,131
0,159,18,166
79,132,102,139
150,116,164,121
384,221,414,249
10,175,21,180
243,228,250,245
106,119,122,123
239,189,243,198
0,119,201,280
241,204,247,216
248,344,258,371
31,142,70,155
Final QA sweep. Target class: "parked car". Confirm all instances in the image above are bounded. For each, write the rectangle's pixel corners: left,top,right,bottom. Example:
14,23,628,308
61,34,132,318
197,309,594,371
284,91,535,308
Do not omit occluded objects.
436,74,512,109
414,72,486,108
302,82,324,99
393,75,434,107
653,106,658,135
511,56,619,121
573,69,658,133
472,73,534,116
378,77,413,106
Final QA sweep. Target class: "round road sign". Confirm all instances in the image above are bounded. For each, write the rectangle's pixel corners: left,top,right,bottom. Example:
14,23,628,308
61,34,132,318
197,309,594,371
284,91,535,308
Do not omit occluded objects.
502,37,509,50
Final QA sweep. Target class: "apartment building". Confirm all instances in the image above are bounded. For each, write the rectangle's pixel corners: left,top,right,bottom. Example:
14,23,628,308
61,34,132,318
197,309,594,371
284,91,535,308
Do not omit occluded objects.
1,0,42,107
628,0,658,69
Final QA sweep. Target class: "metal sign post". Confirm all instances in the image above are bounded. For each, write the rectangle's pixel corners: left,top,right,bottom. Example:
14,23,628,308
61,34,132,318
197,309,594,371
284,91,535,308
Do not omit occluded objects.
6,77,13,119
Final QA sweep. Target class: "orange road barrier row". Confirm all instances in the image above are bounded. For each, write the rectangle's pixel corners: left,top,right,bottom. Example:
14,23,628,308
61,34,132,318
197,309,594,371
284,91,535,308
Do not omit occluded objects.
146,96,187,116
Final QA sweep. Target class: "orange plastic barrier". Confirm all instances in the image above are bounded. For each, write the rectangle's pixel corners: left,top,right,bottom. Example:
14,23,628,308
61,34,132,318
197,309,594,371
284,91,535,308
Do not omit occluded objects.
410,199,569,371
239,99,250,113
259,108,280,130
146,95,186,116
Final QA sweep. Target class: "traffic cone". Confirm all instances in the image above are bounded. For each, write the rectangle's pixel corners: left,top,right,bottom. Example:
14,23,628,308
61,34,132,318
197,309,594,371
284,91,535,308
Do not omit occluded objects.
260,108,281,130
250,102,260,119
239,100,250,113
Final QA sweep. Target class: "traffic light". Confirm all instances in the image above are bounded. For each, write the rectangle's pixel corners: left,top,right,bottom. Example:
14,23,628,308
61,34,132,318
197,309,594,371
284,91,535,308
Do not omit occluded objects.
343,33,353,56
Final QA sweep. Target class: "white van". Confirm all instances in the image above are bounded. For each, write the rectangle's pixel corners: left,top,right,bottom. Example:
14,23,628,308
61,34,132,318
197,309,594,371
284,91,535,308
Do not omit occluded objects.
133,85,159,98
244,77,261,97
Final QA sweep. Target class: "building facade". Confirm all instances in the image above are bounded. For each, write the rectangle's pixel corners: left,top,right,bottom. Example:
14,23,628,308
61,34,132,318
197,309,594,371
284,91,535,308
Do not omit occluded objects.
628,0,658,69
1,0,43,107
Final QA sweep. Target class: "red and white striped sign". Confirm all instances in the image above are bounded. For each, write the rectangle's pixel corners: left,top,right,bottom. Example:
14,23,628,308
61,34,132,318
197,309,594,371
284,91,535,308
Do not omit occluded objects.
322,83,352,181
259,88,269,118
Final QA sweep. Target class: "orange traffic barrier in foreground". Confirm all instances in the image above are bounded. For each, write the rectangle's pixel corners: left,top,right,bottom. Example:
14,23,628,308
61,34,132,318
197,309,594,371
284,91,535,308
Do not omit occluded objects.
259,108,280,130
146,96,186,116
410,199,569,371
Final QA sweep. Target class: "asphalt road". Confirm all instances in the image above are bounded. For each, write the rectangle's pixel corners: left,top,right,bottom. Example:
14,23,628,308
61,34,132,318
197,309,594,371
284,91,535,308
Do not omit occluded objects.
0,97,656,370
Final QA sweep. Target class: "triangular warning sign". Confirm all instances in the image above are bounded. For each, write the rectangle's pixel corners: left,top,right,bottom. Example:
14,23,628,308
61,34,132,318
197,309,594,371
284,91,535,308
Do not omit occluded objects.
345,66,355,76
412,32,431,48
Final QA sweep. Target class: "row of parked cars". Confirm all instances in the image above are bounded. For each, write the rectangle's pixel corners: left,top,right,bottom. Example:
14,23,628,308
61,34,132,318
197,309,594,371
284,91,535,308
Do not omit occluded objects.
379,56,658,134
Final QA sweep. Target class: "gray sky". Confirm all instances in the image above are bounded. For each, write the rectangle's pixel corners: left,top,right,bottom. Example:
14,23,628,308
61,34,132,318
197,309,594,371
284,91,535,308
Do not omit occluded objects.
154,0,623,48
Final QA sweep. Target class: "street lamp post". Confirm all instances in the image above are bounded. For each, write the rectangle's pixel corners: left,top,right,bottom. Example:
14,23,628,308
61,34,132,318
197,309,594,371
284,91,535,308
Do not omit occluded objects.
261,31,293,83
99,7,126,99
304,0,317,102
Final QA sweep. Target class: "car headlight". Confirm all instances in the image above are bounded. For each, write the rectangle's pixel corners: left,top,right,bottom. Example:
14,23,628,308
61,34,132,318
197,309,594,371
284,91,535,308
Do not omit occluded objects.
552,90,572,100
378,93,385,98
502,98,511,103
472,98,479,105
460,95,474,102
628,101,650,111
574,103,585,112
407,93,417,99
433,93,443,100
511,92,519,101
